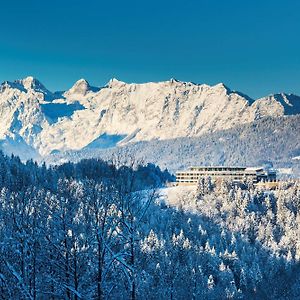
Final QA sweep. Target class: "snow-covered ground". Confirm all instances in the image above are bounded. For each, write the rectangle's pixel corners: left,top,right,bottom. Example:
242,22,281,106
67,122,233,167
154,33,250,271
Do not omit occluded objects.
277,168,293,175
159,185,197,211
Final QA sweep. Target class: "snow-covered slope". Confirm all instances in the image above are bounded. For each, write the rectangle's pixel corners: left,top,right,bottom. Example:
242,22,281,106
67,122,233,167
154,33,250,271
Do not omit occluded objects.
0,76,300,156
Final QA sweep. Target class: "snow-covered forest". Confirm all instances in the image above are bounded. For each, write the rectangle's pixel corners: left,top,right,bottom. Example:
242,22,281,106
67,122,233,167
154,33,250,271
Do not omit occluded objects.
0,151,300,299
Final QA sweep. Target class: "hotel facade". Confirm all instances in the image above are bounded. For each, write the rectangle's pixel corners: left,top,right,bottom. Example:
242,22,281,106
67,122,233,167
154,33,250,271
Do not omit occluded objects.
176,166,276,185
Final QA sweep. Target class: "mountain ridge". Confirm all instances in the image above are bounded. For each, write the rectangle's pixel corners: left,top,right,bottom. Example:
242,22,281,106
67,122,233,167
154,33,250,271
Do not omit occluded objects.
0,76,299,157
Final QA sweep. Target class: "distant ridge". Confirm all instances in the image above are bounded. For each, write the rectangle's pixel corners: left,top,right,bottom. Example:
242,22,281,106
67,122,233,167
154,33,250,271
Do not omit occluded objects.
0,76,299,157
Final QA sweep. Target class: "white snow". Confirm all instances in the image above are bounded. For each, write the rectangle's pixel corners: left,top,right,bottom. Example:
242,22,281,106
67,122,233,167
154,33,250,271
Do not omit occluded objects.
277,168,293,175
159,186,197,212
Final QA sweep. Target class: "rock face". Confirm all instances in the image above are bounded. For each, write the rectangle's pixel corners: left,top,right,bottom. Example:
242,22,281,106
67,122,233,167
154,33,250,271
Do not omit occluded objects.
0,76,299,156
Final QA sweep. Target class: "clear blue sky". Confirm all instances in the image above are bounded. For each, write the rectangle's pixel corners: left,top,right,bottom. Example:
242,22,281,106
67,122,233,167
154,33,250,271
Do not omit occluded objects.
0,0,299,98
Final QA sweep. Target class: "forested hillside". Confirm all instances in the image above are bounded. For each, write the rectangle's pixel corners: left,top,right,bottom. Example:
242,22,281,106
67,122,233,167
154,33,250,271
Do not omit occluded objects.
1,151,300,299
0,152,172,299
161,179,300,299
47,115,300,175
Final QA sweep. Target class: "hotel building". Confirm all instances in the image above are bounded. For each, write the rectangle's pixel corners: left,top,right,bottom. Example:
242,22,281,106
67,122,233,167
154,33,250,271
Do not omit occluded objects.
176,166,276,185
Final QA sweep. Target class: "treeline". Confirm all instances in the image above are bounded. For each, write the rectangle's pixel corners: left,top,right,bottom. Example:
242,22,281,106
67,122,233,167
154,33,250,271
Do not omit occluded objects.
0,152,173,192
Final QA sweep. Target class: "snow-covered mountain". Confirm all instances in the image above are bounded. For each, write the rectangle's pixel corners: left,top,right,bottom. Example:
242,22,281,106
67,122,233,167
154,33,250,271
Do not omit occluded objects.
0,76,300,157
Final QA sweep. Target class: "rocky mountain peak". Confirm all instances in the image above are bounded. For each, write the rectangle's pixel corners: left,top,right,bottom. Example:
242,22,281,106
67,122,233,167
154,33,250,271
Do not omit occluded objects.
106,78,126,88
18,76,49,92
66,78,91,96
